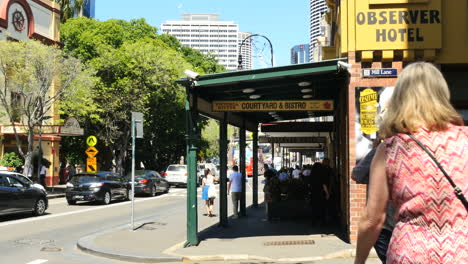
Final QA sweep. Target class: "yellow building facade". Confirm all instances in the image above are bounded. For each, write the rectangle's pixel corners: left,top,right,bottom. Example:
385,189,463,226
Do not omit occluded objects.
324,0,468,241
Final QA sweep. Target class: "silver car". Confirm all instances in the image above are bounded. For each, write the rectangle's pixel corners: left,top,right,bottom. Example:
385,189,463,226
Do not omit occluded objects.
164,165,188,187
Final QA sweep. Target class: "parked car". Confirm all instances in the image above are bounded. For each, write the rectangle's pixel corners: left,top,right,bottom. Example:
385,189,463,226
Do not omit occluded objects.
65,172,129,205
0,171,48,216
164,164,188,187
126,170,170,196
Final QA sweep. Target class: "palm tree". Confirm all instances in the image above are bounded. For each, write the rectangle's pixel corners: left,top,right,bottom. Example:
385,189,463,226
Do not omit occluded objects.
54,0,85,23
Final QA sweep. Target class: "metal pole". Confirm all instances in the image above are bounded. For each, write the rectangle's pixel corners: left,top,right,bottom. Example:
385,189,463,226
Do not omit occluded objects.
239,125,246,217
219,113,228,227
131,119,135,231
185,85,199,247
252,130,258,208
238,34,274,70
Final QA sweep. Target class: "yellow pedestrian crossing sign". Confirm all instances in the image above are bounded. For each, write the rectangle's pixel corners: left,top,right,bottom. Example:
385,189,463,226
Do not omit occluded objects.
86,136,97,147
87,157,97,173
85,146,99,158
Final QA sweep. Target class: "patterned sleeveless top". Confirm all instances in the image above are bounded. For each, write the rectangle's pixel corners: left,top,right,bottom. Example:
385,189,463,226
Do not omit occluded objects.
384,125,468,263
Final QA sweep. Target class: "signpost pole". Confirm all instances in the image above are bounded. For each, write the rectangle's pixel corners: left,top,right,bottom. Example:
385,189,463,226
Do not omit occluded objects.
129,112,143,231
131,119,135,231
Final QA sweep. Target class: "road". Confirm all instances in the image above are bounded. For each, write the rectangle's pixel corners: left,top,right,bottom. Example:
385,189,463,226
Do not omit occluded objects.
0,186,216,264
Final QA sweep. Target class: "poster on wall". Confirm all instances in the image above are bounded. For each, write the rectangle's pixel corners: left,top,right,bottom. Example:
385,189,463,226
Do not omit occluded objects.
355,86,394,163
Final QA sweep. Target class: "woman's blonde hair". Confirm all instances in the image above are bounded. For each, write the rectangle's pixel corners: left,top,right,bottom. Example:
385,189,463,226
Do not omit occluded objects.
379,62,463,139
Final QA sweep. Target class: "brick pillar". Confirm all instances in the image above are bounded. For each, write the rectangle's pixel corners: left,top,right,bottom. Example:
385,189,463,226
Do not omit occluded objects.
347,52,403,243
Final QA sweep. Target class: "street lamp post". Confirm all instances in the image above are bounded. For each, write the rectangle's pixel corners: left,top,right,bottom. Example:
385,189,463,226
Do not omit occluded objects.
238,34,274,70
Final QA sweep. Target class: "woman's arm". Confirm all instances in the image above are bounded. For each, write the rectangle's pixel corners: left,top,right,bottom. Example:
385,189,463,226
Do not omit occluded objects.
355,143,389,264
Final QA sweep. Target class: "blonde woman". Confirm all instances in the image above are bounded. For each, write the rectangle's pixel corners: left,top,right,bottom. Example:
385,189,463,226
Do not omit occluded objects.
355,62,468,264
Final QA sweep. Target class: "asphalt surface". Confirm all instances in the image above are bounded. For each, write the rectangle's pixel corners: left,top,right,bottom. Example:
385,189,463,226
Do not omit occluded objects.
0,187,193,264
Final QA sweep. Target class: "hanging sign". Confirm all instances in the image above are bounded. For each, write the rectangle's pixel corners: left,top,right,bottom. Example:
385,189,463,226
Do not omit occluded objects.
212,100,334,112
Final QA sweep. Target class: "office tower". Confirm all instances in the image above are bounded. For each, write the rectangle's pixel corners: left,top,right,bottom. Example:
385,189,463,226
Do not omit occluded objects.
81,0,95,18
291,44,310,64
238,32,252,70
309,0,328,62
75,0,95,18
161,14,251,71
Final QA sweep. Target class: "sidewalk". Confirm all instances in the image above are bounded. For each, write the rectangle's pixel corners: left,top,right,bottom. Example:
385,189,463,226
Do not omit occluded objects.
46,184,66,199
77,202,377,263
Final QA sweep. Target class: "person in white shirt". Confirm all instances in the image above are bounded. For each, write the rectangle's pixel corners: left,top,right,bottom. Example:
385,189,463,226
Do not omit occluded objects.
40,165,47,188
227,165,242,218
292,165,301,179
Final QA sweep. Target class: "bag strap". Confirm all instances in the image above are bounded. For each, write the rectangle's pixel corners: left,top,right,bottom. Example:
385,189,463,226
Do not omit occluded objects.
407,133,468,212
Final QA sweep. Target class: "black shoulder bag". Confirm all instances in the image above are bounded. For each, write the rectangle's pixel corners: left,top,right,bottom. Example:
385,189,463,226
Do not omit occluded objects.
407,134,468,212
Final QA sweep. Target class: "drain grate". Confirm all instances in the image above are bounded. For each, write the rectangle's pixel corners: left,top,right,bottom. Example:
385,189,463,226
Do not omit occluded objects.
263,240,315,246
41,247,62,252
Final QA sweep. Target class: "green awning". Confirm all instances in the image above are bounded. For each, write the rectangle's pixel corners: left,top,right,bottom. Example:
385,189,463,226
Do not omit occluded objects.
177,58,349,126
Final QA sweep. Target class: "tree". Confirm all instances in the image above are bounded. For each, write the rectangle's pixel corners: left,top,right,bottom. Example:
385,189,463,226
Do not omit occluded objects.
0,40,93,177
60,17,227,173
0,152,23,168
54,0,85,23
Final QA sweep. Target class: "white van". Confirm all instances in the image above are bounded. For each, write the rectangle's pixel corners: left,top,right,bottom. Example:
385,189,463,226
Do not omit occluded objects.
164,164,188,186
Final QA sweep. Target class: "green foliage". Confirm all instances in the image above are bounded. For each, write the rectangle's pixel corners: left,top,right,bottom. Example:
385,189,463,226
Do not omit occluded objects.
0,152,23,168
157,34,225,74
54,0,84,23
201,119,220,159
60,17,228,172
0,40,93,176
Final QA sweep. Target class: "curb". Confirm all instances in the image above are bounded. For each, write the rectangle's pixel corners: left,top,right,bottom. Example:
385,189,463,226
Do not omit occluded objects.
77,229,183,263
48,194,65,199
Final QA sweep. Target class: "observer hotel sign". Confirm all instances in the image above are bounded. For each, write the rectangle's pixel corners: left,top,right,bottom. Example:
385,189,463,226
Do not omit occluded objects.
355,0,442,50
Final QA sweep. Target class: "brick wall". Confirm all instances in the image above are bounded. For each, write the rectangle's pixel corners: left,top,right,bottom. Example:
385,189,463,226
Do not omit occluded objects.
347,51,403,242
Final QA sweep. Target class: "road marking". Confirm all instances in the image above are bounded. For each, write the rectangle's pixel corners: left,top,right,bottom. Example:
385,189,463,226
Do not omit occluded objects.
26,259,48,264
0,190,185,228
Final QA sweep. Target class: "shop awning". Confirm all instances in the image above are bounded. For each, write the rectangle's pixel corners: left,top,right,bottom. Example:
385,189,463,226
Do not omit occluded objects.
177,58,349,130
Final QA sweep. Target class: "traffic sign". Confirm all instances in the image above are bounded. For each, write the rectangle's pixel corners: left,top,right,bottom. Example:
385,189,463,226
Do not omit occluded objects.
85,146,99,158
86,136,97,147
87,157,97,172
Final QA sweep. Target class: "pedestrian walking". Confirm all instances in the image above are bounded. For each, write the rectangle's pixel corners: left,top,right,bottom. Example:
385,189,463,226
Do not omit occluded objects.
39,164,47,188
352,144,396,264
355,62,468,264
201,168,216,217
67,164,76,182
228,165,242,218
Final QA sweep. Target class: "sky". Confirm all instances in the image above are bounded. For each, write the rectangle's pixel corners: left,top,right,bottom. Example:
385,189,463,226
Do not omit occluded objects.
95,0,310,67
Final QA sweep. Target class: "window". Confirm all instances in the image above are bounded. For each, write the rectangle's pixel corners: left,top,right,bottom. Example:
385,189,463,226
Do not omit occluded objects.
6,176,23,188
0,175,8,187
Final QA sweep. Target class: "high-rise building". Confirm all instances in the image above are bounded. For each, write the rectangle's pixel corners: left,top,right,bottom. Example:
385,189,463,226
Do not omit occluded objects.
290,44,310,64
161,14,251,71
309,0,328,62
81,0,95,18
238,32,252,70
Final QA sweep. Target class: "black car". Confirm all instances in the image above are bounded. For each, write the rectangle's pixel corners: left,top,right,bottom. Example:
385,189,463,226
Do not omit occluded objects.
66,172,130,205
126,170,170,197
0,172,48,216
